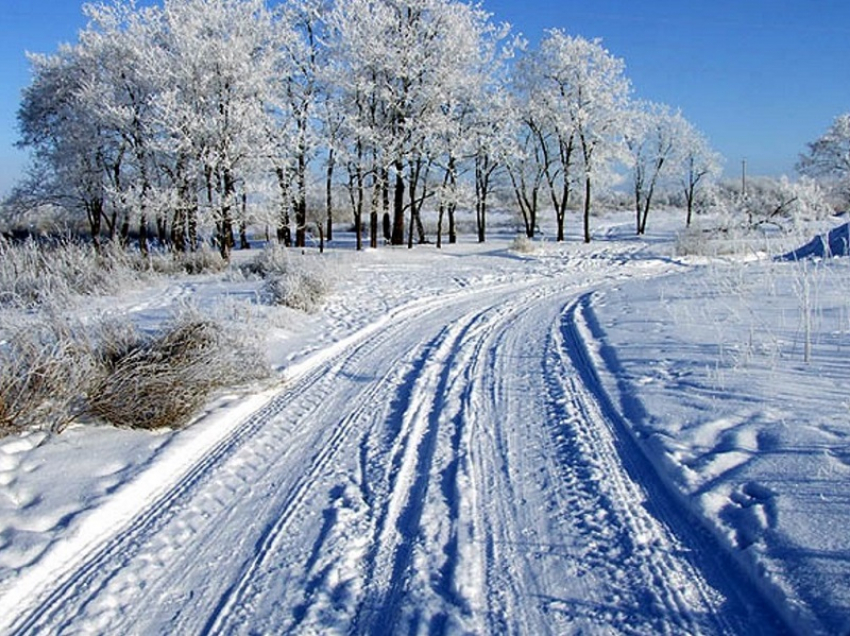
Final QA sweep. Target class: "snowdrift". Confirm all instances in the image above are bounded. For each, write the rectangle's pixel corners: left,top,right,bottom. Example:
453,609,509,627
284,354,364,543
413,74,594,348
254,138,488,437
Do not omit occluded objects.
780,222,850,260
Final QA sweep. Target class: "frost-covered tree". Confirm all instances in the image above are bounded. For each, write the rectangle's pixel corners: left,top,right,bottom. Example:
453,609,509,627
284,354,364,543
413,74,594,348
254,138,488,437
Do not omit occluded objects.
565,34,631,243
467,83,514,244
16,42,118,246
78,1,164,252
269,0,327,248
624,101,690,235
797,113,850,206
156,0,278,258
427,8,512,245
512,32,630,242
18,0,285,256
511,36,579,242
327,0,506,248
678,123,722,227
504,118,546,239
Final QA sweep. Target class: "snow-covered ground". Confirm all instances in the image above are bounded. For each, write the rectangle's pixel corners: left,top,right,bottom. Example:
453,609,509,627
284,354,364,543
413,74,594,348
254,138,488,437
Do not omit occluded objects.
0,211,848,634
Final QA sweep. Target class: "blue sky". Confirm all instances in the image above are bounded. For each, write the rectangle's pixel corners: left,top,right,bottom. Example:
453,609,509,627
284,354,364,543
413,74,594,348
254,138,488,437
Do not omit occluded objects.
1,0,849,196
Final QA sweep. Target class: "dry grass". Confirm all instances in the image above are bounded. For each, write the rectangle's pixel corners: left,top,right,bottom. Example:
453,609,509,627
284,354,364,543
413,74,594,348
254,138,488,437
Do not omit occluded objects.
245,244,334,313
0,312,270,436
86,314,269,430
0,239,271,435
0,319,92,436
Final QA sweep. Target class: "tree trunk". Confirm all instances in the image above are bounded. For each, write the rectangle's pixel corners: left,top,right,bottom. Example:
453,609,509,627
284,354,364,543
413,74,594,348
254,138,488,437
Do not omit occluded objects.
139,214,149,257
295,153,307,249
219,169,236,260
437,202,444,249
407,159,428,248
583,175,592,244
508,167,538,239
120,214,130,247
414,210,426,245
382,167,390,228
638,163,662,235
555,209,565,242
171,206,185,253
634,182,643,235
437,162,455,250
685,185,695,227
476,198,486,243
86,199,103,251
188,193,198,252
276,167,292,247
239,192,250,250
639,190,653,235
353,169,364,252
407,192,415,250
108,210,118,242
383,213,392,243
370,176,380,249
391,162,405,246
474,156,487,243
156,215,167,245
326,148,335,241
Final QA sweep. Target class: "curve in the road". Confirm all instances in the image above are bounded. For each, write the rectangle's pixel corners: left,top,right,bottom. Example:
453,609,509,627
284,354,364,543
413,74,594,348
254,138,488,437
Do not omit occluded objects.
3,265,790,635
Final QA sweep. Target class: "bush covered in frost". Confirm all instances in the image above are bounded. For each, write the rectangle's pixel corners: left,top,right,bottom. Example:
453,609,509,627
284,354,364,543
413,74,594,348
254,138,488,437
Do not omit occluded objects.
0,238,130,308
0,318,92,435
245,244,333,312
509,235,537,254
0,311,270,435
86,313,270,430
143,245,228,276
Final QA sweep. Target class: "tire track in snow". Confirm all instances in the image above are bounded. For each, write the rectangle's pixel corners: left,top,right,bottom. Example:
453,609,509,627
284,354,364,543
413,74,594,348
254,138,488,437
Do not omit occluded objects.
1,287,485,635
351,309,487,634
207,287,547,634
546,314,717,633
1,248,785,635
350,283,557,634
554,293,791,635
203,307,461,634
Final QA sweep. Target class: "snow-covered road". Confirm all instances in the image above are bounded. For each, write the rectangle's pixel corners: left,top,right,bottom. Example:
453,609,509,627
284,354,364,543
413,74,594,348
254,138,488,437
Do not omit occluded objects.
2,253,788,635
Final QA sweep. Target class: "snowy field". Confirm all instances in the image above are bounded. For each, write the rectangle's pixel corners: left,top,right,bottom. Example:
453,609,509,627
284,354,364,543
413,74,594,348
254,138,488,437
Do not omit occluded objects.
0,210,848,634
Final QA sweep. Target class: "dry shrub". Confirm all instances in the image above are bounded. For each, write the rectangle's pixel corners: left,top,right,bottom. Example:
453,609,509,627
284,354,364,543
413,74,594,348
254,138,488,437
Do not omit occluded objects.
246,244,333,312
0,238,140,309
0,239,228,312
509,235,537,254
142,246,228,276
262,268,332,313
0,319,92,436
241,242,292,278
86,314,269,430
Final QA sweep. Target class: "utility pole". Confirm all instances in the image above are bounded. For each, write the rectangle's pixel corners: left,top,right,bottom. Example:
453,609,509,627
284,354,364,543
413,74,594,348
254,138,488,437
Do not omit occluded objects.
741,158,747,196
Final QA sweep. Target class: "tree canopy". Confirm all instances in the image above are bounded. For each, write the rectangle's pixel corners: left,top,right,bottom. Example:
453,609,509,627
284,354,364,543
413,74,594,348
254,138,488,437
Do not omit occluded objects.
11,0,721,250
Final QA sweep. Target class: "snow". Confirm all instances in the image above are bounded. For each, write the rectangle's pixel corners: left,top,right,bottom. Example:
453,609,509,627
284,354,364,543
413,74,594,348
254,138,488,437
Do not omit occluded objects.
781,221,850,260
0,212,848,634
